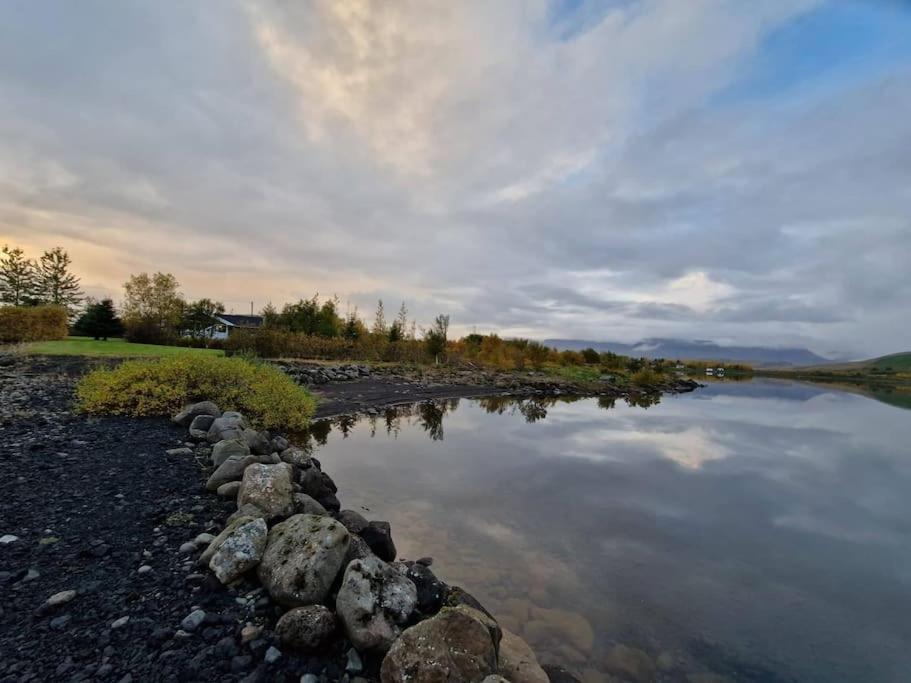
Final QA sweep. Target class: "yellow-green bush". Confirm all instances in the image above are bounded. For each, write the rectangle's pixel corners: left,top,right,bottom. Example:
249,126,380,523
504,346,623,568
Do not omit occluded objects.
75,355,316,431
0,305,69,343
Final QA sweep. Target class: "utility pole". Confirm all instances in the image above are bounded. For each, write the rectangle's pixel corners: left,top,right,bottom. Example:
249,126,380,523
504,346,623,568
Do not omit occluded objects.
250,301,254,316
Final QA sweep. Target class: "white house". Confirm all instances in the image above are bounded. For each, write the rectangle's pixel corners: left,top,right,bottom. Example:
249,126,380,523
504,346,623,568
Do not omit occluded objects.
202,314,264,340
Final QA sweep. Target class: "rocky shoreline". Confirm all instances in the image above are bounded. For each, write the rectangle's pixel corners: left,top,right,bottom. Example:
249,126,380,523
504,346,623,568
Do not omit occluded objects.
0,356,701,682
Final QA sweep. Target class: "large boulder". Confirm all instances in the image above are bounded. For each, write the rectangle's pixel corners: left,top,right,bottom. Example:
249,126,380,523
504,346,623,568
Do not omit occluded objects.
188,414,216,439
205,455,260,491
293,494,327,516
207,414,247,443
242,428,272,455
336,556,417,652
498,629,548,683
212,438,251,467
344,534,375,566
361,521,396,562
380,605,499,682
257,514,350,607
200,514,260,565
275,605,337,651
237,463,296,520
209,518,268,584
172,401,221,428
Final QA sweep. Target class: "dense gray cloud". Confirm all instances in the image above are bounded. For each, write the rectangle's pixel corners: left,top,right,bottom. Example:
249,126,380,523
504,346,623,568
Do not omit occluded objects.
0,0,908,357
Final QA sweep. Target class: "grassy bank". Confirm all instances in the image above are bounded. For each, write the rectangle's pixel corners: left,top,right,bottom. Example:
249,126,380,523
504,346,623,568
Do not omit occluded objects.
24,336,224,358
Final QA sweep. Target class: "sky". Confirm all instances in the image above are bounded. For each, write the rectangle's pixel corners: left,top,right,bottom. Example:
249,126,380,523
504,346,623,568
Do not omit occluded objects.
1,0,909,358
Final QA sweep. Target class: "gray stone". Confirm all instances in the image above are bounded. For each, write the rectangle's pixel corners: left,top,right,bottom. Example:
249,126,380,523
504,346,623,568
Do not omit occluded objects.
111,615,130,629
361,521,397,562
300,675,318,683
271,435,290,453
293,493,327,516
257,514,349,607
200,515,261,566
336,556,417,652
181,609,206,632
0,534,19,544
337,509,368,535
380,605,498,682
212,439,251,467
280,447,312,467
264,646,282,664
347,648,363,674
343,535,375,565
276,605,337,651
217,481,242,499
165,447,194,457
228,503,267,525
137,565,153,575
237,463,296,520
194,532,216,546
45,590,76,607
209,518,268,584
242,428,272,455
172,401,221,428
188,414,216,439
205,455,260,491
179,542,197,555
206,414,247,444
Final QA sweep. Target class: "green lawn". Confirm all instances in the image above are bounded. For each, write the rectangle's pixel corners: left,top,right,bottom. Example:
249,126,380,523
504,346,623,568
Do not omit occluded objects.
25,337,224,357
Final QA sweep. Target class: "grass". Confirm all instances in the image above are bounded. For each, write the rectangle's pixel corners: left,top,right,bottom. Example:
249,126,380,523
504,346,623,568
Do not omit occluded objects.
24,336,223,358
869,352,911,372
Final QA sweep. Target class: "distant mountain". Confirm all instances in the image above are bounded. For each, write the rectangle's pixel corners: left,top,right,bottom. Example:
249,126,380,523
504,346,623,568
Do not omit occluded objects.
542,337,830,367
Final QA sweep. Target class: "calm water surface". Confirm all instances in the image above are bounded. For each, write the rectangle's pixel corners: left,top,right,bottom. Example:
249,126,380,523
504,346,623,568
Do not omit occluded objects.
307,380,911,682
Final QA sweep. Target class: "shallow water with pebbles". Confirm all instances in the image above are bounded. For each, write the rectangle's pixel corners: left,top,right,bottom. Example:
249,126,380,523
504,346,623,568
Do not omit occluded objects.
306,381,911,682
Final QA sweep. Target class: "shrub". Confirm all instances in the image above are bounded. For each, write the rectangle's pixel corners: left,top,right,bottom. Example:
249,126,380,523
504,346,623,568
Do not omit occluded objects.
75,355,316,431
0,305,69,343
631,366,659,385
224,328,426,363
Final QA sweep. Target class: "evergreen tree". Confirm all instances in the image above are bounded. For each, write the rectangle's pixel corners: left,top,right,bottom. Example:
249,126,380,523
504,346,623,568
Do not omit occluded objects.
343,308,362,341
35,247,82,317
0,245,38,306
74,299,124,340
424,314,450,364
389,301,408,342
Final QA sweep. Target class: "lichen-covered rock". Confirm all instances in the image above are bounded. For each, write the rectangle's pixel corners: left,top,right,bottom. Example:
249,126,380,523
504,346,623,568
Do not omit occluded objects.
212,438,251,467
380,605,499,682
336,556,417,652
237,463,296,520
242,428,272,455
205,455,261,491
228,503,267,524
209,518,268,584
257,514,349,606
293,493,327,516
498,629,548,683
200,515,259,565
216,480,242,499
206,414,247,443
361,520,396,561
275,605,337,651
172,401,221,427
188,414,216,439
280,446,312,467
337,509,369,535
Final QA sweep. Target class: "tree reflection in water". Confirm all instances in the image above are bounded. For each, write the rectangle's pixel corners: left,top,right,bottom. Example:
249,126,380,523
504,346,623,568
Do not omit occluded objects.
296,392,662,446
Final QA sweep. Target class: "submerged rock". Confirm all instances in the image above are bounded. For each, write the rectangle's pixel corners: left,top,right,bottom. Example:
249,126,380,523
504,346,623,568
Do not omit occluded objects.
380,605,499,682
604,644,656,683
499,629,548,683
336,556,417,652
237,462,296,520
257,514,349,607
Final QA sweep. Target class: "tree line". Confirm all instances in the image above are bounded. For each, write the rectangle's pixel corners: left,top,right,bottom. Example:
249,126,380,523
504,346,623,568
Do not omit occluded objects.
0,245,83,316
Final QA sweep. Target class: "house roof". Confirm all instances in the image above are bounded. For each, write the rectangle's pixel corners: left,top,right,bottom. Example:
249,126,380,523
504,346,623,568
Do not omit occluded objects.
215,314,264,327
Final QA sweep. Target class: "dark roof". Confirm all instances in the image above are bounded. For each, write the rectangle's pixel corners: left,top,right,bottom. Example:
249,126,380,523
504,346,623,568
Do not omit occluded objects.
216,314,264,328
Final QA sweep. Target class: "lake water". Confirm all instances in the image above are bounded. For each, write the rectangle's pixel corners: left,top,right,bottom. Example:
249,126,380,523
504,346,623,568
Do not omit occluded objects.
306,379,911,682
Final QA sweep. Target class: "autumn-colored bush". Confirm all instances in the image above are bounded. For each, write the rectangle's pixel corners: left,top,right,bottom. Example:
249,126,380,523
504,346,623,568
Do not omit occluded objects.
225,328,426,363
75,355,316,431
0,305,69,343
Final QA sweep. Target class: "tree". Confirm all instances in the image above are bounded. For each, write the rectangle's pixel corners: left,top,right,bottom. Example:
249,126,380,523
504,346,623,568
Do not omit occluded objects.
526,341,550,369
372,300,386,337
261,302,280,328
35,247,82,318
389,301,408,342
343,309,365,341
73,299,124,340
424,314,450,364
182,298,225,337
581,347,601,364
0,245,38,306
122,272,184,342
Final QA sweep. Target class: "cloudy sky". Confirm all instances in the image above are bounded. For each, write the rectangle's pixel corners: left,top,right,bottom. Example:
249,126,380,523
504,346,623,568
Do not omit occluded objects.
1,1,909,357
